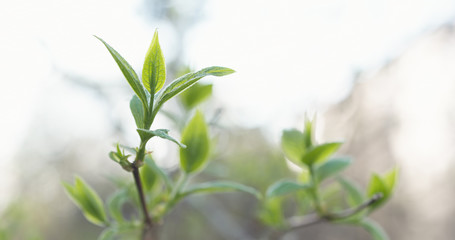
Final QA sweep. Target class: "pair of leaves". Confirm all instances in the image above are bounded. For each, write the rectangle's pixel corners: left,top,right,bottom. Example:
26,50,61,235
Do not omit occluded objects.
367,168,399,210
63,177,108,226
281,129,342,167
97,31,234,131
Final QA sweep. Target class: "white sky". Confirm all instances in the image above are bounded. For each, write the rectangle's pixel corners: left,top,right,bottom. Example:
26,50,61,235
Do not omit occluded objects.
1,0,455,207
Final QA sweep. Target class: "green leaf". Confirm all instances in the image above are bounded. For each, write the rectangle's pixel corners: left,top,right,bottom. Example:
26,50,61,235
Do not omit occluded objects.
301,142,342,165
383,167,398,194
181,181,261,199
137,128,186,148
359,218,389,240
95,36,147,106
142,30,166,93
266,180,310,198
303,116,314,148
315,157,351,182
281,129,306,166
153,66,234,119
144,155,173,191
130,95,145,129
107,190,129,223
63,176,108,226
180,111,210,174
179,83,213,109
367,174,388,210
338,177,364,207
140,159,158,192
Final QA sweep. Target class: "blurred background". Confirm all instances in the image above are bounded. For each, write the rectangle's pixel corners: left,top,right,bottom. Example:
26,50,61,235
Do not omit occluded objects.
2,0,455,239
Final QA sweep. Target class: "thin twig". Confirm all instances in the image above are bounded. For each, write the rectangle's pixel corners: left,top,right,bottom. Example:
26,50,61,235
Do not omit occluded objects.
269,194,383,240
132,166,154,240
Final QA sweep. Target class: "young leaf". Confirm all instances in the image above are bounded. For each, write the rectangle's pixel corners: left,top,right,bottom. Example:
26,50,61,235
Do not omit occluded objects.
181,181,262,199
281,129,306,166
383,167,398,194
140,161,158,192
142,30,166,93
303,116,314,148
367,174,388,209
179,83,213,109
358,218,389,240
301,142,342,166
137,128,186,148
338,177,364,207
180,111,210,174
95,36,147,106
315,157,351,182
107,189,129,223
266,180,310,198
152,66,235,119
144,155,173,191
130,95,145,129
63,176,108,226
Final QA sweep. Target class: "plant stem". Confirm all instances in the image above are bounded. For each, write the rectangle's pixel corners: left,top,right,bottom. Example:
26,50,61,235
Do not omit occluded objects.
309,165,324,214
132,165,154,240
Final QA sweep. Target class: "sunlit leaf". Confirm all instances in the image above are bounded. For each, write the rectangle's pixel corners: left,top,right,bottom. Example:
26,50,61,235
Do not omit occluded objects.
303,116,314,148
142,30,166,93
384,167,398,194
281,129,306,166
179,83,213,109
266,180,310,198
152,66,234,119
180,111,210,174
130,95,145,129
315,157,351,182
301,142,342,165
181,181,261,199
95,36,147,106
367,174,388,210
137,128,186,148
63,176,108,226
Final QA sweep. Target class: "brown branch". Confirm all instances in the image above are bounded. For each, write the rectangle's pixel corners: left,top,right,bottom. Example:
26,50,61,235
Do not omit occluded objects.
132,166,154,240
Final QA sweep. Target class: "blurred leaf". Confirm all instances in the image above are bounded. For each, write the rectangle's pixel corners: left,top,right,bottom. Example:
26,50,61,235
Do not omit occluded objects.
153,66,234,118
315,157,351,182
179,83,213,109
142,30,166,93
266,180,310,198
384,167,398,194
358,218,389,240
303,116,314,148
338,177,364,207
259,198,285,228
95,36,147,106
301,142,342,165
63,176,108,226
107,190,129,223
137,128,186,148
130,95,145,129
281,129,306,166
144,155,173,191
140,160,158,192
180,111,210,174
298,168,311,184
98,228,117,240
367,174,388,210
181,181,261,199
